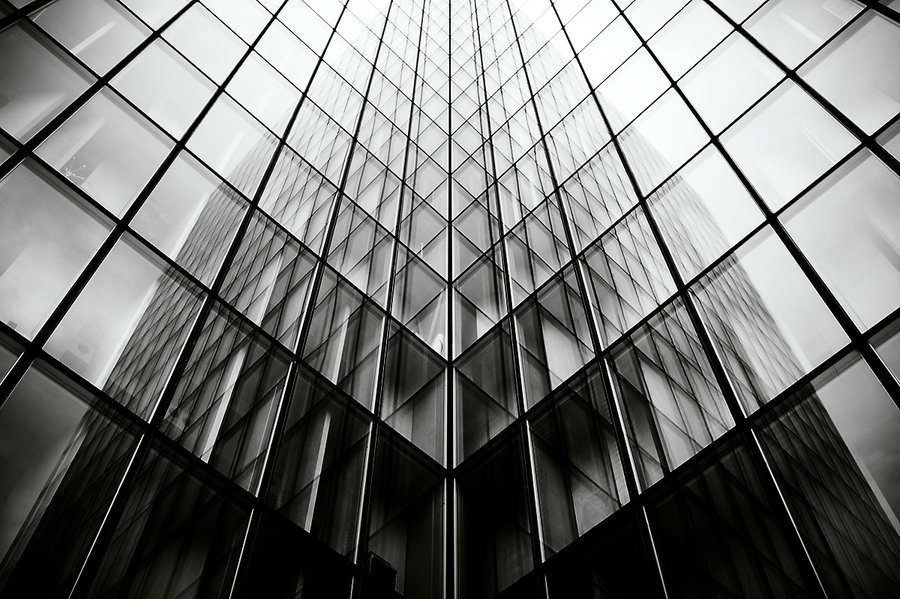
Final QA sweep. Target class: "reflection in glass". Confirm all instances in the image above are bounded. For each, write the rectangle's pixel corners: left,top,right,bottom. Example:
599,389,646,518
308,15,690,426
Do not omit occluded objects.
32,0,149,75
0,161,110,339
612,299,733,489
86,446,249,598
582,208,676,346
37,88,173,215
800,12,900,135
46,236,202,418
131,150,246,285
619,90,709,194
745,0,862,69
681,34,782,133
0,24,92,141
516,269,593,408
457,435,533,599
0,364,138,597
267,366,370,556
187,94,277,198
382,326,445,462
455,324,519,462
722,81,857,210
692,228,848,411
530,369,627,555
162,304,290,491
220,211,317,349
303,269,383,410
367,432,443,599
650,145,762,280
785,150,900,330
648,441,813,597
112,39,215,138
755,356,900,598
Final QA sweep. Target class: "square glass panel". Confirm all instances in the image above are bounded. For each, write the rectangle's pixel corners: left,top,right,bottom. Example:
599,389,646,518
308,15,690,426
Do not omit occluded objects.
692,228,848,412
619,89,709,194
784,150,900,330
37,88,174,215
45,236,202,417
649,0,731,80
203,0,269,43
227,52,301,134
746,0,863,69
0,24,93,141
32,0,150,75
597,48,669,133
681,34,782,133
119,0,186,27
187,94,277,198
112,39,215,138
722,81,857,210
257,20,319,91
0,160,110,339
0,364,138,598
800,12,900,134
163,3,247,84
649,145,763,280
580,17,641,87
131,151,246,285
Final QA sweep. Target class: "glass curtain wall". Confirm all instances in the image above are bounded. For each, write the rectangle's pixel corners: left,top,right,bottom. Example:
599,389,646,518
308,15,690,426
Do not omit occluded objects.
1,0,899,597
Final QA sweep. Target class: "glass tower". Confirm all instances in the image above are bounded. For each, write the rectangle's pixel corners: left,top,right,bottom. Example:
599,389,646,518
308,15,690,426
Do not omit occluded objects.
1,0,900,597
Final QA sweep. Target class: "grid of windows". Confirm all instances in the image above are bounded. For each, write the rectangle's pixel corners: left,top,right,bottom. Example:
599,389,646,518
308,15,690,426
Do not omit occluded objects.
1,0,899,597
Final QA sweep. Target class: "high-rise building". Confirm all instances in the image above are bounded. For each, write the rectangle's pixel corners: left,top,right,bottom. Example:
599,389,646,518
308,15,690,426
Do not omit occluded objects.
1,0,899,597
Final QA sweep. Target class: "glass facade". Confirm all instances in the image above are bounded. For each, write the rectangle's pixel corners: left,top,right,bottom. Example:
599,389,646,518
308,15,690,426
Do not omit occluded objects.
1,0,899,597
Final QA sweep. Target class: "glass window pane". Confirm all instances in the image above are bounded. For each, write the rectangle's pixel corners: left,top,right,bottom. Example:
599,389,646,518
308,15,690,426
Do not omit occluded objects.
681,34,782,133
784,150,900,330
0,161,110,338
650,145,763,280
580,17,641,87
746,0,863,69
620,90,709,194
692,228,848,412
722,81,857,210
280,0,334,53
626,0,690,39
755,356,900,598
187,94,277,198
227,52,301,133
800,12,900,135
86,446,249,598
162,304,290,491
112,39,215,138
257,20,319,91
36,88,174,215
0,24,93,141
45,236,202,417
164,3,247,84
203,0,269,43
32,0,150,75
597,48,669,133
712,0,766,23
118,0,186,28
131,151,245,285
0,364,138,598
649,0,731,80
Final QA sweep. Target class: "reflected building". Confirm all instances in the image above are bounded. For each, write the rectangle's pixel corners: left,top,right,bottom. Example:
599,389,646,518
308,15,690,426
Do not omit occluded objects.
2,1,900,598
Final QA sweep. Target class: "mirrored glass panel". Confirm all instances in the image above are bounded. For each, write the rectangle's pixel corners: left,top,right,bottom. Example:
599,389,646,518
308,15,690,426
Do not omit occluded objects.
0,160,110,339
800,12,900,135
692,228,848,412
32,0,150,75
0,24,93,141
722,81,857,210
37,88,173,215
784,150,900,330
